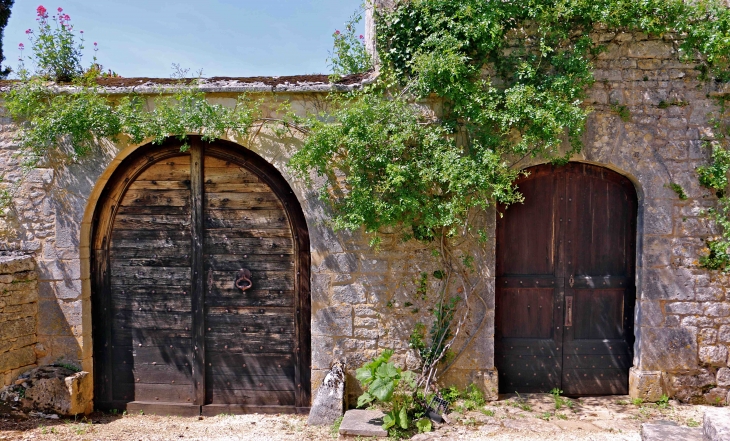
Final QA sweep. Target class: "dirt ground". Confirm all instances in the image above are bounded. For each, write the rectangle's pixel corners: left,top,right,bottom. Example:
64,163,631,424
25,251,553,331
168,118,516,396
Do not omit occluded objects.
0,394,716,440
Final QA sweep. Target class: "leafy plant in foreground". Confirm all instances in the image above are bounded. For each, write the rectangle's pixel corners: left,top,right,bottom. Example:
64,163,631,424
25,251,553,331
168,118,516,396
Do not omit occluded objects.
355,350,417,432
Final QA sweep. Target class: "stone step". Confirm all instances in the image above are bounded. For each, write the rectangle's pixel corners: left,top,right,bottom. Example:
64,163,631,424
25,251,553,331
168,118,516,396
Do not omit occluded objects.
704,408,730,441
641,422,703,441
338,409,388,438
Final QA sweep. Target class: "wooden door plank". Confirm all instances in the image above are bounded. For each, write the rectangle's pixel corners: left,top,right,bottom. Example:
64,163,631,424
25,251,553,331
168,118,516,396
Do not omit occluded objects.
190,139,206,406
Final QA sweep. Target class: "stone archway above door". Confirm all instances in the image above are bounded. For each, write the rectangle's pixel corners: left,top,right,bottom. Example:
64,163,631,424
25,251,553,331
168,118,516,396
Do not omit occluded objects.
90,137,311,415
495,162,637,395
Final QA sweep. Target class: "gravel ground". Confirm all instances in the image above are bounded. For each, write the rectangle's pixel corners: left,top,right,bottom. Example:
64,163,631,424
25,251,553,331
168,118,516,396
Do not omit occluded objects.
0,394,715,440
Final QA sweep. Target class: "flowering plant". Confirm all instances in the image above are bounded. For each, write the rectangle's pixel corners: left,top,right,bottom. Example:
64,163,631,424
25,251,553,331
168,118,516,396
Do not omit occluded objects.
20,5,86,81
328,9,371,76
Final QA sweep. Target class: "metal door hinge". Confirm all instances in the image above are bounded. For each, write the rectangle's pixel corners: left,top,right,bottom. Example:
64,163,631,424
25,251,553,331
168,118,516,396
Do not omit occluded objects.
565,296,573,327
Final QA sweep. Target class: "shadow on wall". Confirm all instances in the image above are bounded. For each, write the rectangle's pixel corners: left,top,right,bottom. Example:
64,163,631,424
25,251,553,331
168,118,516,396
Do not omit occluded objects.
1,139,120,371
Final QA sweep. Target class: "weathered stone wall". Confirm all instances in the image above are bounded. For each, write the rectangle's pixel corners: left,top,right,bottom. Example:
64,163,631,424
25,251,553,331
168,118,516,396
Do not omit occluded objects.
0,253,40,385
1,26,730,407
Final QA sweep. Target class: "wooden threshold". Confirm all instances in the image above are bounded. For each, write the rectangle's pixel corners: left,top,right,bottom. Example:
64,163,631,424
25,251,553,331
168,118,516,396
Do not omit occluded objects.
127,401,201,417
201,404,310,416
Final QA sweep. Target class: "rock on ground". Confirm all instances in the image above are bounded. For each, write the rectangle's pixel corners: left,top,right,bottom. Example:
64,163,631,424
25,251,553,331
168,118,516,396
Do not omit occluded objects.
0,365,91,416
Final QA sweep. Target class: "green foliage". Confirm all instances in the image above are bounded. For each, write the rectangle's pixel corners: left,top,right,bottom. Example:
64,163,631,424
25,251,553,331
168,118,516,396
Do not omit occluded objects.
657,394,670,409
55,361,81,372
440,385,461,404
550,387,572,410
667,182,688,200
330,415,343,438
610,103,631,122
0,0,15,78
355,351,418,434
697,134,730,271
328,7,372,76
415,417,432,433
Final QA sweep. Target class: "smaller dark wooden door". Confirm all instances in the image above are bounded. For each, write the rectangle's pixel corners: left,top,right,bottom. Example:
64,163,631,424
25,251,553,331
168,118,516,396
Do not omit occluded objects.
495,163,636,395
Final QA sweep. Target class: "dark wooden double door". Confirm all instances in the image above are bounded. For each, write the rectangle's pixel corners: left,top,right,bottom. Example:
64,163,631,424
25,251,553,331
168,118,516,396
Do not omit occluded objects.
495,163,636,395
92,138,311,415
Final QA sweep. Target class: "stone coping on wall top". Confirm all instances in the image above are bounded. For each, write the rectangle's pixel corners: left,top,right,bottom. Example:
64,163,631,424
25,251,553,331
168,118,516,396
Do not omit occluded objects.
0,71,374,95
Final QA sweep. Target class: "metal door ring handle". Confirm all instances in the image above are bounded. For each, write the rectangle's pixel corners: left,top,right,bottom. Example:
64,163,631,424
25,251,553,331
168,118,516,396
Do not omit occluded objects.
235,268,252,291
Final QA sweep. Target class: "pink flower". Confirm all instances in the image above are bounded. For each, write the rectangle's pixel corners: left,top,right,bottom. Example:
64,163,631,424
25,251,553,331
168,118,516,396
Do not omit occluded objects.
18,43,24,49
57,7,62,12
80,30,83,33
359,35,364,39
25,28,32,34
93,42,97,46
36,5,47,17
335,30,340,35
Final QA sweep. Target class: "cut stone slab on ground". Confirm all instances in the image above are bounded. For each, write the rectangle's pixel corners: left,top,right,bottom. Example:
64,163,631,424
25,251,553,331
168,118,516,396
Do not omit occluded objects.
704,407,730,441
338,409,388,438
641,421,703,441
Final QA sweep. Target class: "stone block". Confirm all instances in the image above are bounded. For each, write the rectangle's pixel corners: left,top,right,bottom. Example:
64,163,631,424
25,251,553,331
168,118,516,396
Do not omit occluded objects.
629,368,664,402
627,40,676,58
640,327,697,371
704,407,730,441
312,306,353,337
0,317,36,341
332,284,367,304
311,273,331,305
665,302,702,315
307,361,345,426
641,423,702,441
0,255,35,274
643,267,694,301
339,409,387,438
0,346,36,372
718,368,730,387
720,326,730,343
700,346,729,367
704,388,728,405
13,366,92,415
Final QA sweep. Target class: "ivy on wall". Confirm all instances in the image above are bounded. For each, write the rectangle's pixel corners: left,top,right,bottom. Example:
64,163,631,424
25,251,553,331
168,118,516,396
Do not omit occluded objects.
295,0,730,270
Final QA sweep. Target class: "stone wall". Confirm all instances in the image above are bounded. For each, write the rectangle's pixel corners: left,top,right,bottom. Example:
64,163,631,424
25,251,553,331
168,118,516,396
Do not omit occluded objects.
1,27,730,406
0,253,40,385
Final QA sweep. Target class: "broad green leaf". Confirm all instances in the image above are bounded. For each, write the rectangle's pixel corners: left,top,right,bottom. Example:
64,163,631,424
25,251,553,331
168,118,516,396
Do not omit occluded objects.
357,392,374,408
416,418,432,433
369,377,396,402
355,366,374,384
382,411,396,430
376,362,400,380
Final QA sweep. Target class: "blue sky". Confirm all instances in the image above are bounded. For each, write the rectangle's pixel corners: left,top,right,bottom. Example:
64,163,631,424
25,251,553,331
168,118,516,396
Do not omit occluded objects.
4,0,364,78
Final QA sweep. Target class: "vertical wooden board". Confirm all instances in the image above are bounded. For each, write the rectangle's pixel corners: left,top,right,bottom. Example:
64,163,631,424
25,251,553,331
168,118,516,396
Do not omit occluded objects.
190,141,206,406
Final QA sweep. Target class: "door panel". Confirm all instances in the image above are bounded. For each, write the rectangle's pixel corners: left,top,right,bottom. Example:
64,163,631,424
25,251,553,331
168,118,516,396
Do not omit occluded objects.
496,163,636,395
202,153,298,408
93,139,311,414
495,167,564,393
108,153,194,406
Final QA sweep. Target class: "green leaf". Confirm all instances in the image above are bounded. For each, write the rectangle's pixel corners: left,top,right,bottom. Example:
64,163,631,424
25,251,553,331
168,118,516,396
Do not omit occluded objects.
356,391,374,408
416,418,432,433
369,377,396,402
376,362,400,381
398,405,409,429
355,366,374,385
382,411,396,430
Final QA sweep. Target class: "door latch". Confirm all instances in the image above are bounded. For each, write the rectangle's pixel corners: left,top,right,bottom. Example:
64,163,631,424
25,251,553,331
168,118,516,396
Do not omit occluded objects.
569,274,574,288
565,296,573,327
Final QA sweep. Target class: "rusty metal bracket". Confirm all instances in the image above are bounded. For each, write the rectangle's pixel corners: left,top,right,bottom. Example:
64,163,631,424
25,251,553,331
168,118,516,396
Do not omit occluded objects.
235,268,252,292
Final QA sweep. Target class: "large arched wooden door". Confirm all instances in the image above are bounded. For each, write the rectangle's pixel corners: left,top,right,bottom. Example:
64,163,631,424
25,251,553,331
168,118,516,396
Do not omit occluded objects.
92,138,311,415
495,163,636,395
